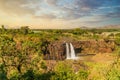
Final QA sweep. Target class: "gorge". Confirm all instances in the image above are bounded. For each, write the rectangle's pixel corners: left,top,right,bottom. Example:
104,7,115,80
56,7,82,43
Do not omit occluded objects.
43,39,115,60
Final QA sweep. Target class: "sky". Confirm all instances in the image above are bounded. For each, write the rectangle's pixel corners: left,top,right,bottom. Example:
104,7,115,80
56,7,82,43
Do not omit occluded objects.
0,0,120,29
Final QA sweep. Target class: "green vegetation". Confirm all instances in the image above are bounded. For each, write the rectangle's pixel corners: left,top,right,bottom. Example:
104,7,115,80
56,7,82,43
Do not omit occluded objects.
0,25,120,80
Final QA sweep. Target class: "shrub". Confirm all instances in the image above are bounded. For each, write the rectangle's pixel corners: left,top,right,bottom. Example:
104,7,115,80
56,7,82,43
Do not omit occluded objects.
0,64,7,80
51,62,75,80
75,70,89,80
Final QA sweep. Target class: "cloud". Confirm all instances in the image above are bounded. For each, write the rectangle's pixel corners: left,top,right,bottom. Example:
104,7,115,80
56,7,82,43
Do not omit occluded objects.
101,6,120,19
74,0,105,10
0,0,42,16
45,0,58,6
34,13,56,19
0,0,115,20
45,0,107,20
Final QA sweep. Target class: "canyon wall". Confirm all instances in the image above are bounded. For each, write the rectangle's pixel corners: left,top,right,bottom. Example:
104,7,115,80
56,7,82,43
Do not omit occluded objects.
44,39,115,60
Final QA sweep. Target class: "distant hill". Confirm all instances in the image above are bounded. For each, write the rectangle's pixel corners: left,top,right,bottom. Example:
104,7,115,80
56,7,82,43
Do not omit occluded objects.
99,25,120,29
79,25,120,29
80,26,87,29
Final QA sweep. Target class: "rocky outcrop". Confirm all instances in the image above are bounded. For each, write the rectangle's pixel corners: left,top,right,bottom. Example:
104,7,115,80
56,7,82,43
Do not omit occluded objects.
44,41,66,60
44,39,115,60
72,40,115,54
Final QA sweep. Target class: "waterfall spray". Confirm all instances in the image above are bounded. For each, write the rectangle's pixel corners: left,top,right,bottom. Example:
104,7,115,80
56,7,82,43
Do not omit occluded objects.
66,43,77,59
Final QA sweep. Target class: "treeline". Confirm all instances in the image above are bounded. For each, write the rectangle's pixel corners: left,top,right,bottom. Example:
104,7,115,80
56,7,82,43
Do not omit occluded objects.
1,25,120,36
0,25,33,35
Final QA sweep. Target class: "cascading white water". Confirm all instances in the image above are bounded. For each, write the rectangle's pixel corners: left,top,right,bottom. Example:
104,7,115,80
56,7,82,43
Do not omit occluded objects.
66,43,78,60
66,43,71,59
70,43,76,59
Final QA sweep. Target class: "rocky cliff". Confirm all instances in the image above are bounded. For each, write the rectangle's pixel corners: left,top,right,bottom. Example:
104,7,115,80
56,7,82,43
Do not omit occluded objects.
44,39,115,60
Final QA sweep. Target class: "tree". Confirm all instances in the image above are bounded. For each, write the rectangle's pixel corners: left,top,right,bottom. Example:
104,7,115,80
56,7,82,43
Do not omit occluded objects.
0,64,7,80
51,62,75,80
20,26,30,34
0,25,6,33
0,35,44,79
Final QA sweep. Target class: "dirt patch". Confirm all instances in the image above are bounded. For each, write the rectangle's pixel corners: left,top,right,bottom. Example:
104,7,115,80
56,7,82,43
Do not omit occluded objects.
91,53,115,63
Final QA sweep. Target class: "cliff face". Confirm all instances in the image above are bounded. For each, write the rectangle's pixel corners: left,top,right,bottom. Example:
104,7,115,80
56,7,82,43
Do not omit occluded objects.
72,40,115,54
44,40,115,60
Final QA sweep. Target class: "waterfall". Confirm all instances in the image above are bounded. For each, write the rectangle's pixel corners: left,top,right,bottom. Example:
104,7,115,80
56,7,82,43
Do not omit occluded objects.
66,43,70,59
70,43,76,59
66,43,77,59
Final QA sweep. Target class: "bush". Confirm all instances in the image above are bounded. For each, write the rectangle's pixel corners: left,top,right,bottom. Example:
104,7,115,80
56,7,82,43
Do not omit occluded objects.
115,38,120,45
106,67,120,80
51,62,75,80
75,70,89,80
0,64,7,80
51,61,89,80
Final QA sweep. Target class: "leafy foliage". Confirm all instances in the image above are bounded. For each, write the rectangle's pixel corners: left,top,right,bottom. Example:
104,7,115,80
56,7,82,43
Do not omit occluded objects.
0,26,120,79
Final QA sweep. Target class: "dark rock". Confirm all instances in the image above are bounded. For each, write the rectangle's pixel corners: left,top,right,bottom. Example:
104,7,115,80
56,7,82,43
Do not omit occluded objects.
43,39,115,60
